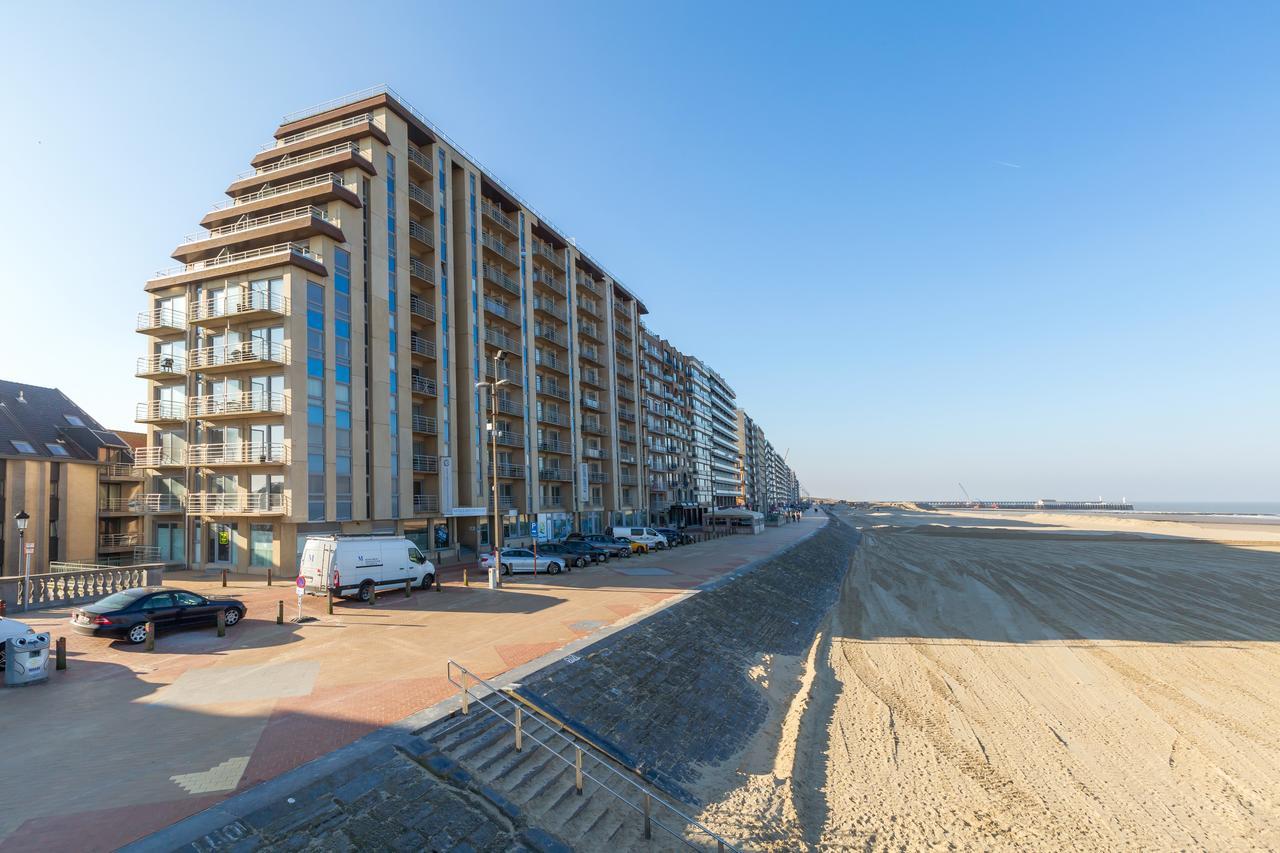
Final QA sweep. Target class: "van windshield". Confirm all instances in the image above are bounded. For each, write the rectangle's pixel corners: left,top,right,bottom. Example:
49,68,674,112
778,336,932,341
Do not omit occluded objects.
408,546,426,564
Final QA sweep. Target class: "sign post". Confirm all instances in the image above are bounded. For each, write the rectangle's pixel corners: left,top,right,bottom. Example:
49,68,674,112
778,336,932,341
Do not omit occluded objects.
22,542,34,611
530,522,538,576
295,575,306,622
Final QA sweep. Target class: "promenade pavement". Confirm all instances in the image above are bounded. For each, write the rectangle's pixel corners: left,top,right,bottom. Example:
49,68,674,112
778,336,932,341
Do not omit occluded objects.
0,519,821,853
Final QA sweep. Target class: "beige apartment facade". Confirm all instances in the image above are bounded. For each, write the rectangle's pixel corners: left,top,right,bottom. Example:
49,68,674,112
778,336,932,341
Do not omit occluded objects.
134,86,804,574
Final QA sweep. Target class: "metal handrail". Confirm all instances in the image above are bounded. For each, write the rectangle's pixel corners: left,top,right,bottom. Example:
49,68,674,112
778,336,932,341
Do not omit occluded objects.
238,142,362,179
264,112,380,150
180,205,331,244
209,172,346,212
154,243,320,278
444,660,738,852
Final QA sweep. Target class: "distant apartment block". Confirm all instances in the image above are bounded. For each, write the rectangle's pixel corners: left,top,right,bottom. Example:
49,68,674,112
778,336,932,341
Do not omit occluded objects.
134,86,801,573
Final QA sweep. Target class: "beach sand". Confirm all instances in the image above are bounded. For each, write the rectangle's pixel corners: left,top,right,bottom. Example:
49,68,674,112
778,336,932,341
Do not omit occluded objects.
693,508,1280,850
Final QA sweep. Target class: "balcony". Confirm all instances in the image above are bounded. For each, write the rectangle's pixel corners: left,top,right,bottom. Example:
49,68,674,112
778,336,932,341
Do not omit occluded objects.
531,268,566,297
619,473,639,487
532,296,567,322
578,319,601,341
498,496,518,511
408,220,435,248
618,386,636,402
533,239,561,267
410,294,436,322
134,494,185,514
136,400,186,424
579,344,602,364
494,429,524,448
581,369,603,388
98,463,140,481
538,467,571,481
133,447,184,468
615,342,634,359
490,461,526,478
538,437,572,455
482,199,517,235
174,205,340,264
485,361,524,386
201,173,356,230
136,307,187,335
578,296,601,319
149,243,324,289
495,396,523,417
588,471,608,484
616,321,633,341
410,335,437,359
537,381,570,401
136,354,185,379
534,324,566,347
484,298,519,325
188,442,289,467
262,113,384,154
98,533,141,551
540,495,565,508
581,395,601,410
231,142,372,195
481,231,519,265
576,277,603,298
412,414,438,434
413,454,439,474
618,406,637,422
583,447,609,461
190,290,291,325
409,257,436,284
483,263,520,297
413,494,440,514
535,350,567,374
582,418,606,435
408,183,434,210
617,363,635,381
407,146,434,176
484,326,519,352
189,391,288,419
619,450,638,464
538,407,569,427
188,340,289,373
187,492,289,516
411,375,438,397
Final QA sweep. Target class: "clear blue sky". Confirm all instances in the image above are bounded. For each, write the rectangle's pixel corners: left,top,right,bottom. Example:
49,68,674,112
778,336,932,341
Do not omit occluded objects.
2,2,1277,501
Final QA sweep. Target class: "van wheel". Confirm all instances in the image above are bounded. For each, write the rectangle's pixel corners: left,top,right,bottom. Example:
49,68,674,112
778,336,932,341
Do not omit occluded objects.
358,581,373,602
421,573,434,590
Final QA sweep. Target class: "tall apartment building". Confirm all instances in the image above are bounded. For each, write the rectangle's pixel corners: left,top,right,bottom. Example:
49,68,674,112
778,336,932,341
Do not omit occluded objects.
1,381,144,574
736,409,768,512
134,86,799,573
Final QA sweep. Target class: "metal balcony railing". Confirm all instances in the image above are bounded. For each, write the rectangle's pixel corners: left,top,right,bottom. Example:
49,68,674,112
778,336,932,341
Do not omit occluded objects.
267,113,380,150
485,361,524,386
588,471,608,483
187,340,289,371
99,463,140,479
583,447,608,460
537,382,570,401
410,294,436,322
578,296,601,318
414,494,440,513
617,364,635,380
189,290,290,323
538,468,571,481
534,324,566,346
98,533,140,549
538,438,571,455
481,199,516,234
489,461,525,478
180,206,331,245
407,146,434,174
408,220,435,247
498,496,518,510
618,386,636,401
484,326,519,352
496,397,523,417
481,231,518,264
188,391,288,419
410,336,437,359
413,454,439,474
412,414,439,434
188,492,289,515
538,408,569,426
242,142,362,179
410,257,436,283
619,473,639,486
483,263,521,297
153,243,321,280
578,320,600,340
136,400,186,422
136,354,185,377
580,344,601,362
133,446,184,468
581,369,603,388
575,277,603,297
187,442,289,466
535,350,567,374
411,375,438,396
618,407,637,422
408,182,434,208
531,268,567,296
616,342,634,359
484,298,518,324
532,296,567,322
494,429,524,448
137,307,187,333
533,239,561,266
134,494,185,513
209,172,345,212
581,395,601,410
582,419,606,434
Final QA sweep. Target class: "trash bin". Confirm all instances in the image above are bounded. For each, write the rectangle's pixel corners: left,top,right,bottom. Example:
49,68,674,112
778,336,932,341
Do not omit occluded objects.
4,632,51,687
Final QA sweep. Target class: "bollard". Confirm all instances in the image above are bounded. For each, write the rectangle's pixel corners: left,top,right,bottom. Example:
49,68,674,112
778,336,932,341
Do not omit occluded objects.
55,636,66,670
327,587,334,615
369,583,377,606
575,747,583,795
435,572,441,592
216,609,226,637
644,792,652,839
277,600,284,625
461,677,470,715
515,707,523,752
267,567,273,586
463,565,469,587
145,620,155,651
221,568,228,587
404,579,411,598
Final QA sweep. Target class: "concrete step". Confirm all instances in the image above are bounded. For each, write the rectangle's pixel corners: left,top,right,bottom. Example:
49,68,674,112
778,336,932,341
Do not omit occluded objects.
421,709,503,753
472,718,560,777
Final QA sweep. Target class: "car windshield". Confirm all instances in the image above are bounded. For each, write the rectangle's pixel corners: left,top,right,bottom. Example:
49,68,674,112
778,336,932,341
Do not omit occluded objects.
96,590,147,609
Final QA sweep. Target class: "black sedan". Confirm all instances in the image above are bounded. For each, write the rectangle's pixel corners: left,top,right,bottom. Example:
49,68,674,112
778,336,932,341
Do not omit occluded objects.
70,587,248,644
537,542,589,568
567,533,633,558
559,540,611,563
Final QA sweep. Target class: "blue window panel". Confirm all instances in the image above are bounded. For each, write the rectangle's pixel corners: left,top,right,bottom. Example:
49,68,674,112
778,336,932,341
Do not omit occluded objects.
335,365,351,384
307,357,324,378
308,404,324,425
335,410,352,430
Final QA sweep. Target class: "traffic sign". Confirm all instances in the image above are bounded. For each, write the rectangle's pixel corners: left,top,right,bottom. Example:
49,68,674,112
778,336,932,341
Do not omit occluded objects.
24,543,35,556
530,522,538,537
296,576,306,596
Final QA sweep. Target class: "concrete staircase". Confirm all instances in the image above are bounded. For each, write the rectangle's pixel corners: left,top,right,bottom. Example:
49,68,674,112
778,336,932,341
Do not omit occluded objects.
414,699,712,852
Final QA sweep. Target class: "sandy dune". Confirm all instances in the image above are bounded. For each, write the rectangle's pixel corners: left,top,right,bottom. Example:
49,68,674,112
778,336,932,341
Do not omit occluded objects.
696,509,1280,850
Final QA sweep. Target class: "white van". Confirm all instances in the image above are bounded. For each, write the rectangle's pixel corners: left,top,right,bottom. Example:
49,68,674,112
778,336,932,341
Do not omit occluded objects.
608,526,667,551
298,535,435,602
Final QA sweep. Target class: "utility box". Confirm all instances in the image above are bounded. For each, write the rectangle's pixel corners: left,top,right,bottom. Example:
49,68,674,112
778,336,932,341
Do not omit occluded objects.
4,632,51,687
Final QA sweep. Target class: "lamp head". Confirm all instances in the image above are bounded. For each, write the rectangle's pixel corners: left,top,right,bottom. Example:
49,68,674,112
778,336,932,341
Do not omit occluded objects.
14,510,29,533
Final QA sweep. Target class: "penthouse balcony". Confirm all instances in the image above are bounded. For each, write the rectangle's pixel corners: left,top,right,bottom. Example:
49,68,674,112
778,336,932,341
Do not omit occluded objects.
483,298,519,326
409,257,436,284
412,454,439,474
408,182,434,211
410,335,437,359
483,263,520,298
531,268,566,297
136,306,187,335
136,354,185,379
489,461,525,478
538,407,569,427
413,494,440,514
188,492,289,516
229,142,373,196
538,467,571,481
579,343,602,364
136,400,185,424
535,350,567,374
201,173,358,230
481,199,517,236
537,381,570,401
188,442,289,467
484,326,519,352
583,446,609,461
412,414,439,434
189,391,288,420
407,146,434,176
532,296,567,323
148,243,324,290
408,220,435,249
411,375,438,397
410,294,436,322
133,446,184,468
190,290,291,326
485,361,524,386
481,231,519,265
188,340,289,373
257,113,387,162
174,206,341,263
535,431,574,456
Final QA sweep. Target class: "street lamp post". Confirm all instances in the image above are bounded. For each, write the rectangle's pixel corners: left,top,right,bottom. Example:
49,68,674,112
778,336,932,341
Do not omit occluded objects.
476,350,511,589
14,511,30,610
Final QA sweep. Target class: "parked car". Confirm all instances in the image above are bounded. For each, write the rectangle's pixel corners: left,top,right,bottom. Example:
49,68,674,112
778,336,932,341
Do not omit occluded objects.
299,535,436,602
537,541,590,568
609,526,668,551
479,548,566,575
566,533,634,558
654,527,692,547
69,587,247,644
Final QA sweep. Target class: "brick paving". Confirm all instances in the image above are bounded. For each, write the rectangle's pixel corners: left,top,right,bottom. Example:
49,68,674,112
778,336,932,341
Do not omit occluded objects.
0,519,821,852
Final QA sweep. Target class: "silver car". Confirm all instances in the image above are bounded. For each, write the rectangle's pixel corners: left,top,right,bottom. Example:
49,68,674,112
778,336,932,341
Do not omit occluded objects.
479,547,566,575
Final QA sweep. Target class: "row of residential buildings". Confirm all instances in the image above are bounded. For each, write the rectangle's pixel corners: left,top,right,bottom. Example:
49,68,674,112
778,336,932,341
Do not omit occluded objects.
101,85,800,575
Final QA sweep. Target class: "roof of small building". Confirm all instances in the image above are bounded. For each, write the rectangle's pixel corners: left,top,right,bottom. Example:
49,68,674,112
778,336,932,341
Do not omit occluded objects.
0,379,130,462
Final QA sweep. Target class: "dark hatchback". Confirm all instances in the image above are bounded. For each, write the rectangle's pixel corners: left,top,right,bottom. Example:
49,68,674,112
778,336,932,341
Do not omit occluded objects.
559,540,611,563
537,542,588,568
566,533,633,558
70,587,248,644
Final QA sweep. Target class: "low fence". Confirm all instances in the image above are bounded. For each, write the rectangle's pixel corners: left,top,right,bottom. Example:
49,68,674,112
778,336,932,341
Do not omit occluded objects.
0,563,165,611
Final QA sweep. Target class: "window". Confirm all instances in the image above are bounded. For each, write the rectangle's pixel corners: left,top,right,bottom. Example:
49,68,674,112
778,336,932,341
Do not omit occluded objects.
63,415,85,427
46,443,70,456
408,546,426,565
142,594,175,610
10,441,35,454
174,592,203,606
250,524,273,567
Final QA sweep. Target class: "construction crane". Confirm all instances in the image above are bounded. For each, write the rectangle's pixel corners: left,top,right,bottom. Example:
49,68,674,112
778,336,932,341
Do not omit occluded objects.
959,482,975,506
